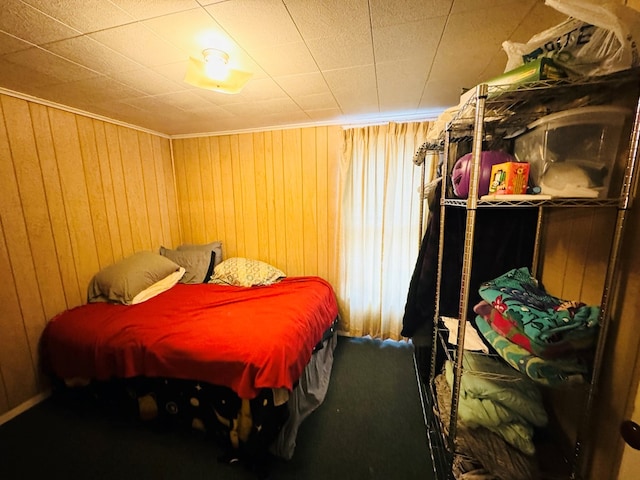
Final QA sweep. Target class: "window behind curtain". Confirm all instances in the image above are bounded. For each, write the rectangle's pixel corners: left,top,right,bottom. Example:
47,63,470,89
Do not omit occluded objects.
336,121,434,340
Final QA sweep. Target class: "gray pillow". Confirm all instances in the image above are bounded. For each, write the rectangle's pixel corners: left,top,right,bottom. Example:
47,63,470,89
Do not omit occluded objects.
87,251,182,305
177,241,223,267
160,246,215,284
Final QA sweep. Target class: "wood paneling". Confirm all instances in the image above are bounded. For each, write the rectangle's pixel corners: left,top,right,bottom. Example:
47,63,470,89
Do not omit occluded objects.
539,205,640,480
172,126,341,286
1,91,635,480
0,93,178,415
591,202,640,479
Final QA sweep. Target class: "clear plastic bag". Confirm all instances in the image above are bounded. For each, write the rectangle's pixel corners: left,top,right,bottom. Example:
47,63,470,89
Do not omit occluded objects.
502,0,640,77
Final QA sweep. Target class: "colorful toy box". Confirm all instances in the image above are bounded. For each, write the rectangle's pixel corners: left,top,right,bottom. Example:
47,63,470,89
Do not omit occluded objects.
488,162,530,195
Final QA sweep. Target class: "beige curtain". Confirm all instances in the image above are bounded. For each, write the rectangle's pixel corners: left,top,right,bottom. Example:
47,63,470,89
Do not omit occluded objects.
336,121,434,340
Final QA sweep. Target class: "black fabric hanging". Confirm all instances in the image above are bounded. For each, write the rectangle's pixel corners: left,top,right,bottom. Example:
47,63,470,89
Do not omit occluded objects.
401,181,538,339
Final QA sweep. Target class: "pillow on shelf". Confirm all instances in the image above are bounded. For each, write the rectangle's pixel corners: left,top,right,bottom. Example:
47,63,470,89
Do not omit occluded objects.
209,257,286,287
87,251,184,305
177,241,223,268
159,246,215,284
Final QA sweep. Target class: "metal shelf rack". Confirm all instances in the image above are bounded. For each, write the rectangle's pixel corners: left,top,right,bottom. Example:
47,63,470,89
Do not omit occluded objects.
425,68,640,480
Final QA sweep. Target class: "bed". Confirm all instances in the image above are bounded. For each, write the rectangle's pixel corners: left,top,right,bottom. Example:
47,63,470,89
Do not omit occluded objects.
40,249,339,472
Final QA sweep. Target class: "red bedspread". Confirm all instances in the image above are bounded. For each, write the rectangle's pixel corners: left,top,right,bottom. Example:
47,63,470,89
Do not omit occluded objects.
42,276,338,399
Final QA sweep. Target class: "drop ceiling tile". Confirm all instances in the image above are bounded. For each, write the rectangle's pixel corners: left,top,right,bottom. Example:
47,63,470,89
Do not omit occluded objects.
323,65,378,115
186,85,258,107
123,95,194,118
236,77,287,102
167,118,237,136
508,1,568,43
152,60,197,84
21,0,134,32
152,90,225,112
254,110,311,127
89,23,187,67
0,0,81,44
222,97,303,117
419,78,463,110
427,3,531,83
108,67,186,96
252,42,318,77
88,100,147,120
450,0,532,15
0,0,577,136
0,57,56,92
142,7,245,63
43,36,144,75
376,60,427,111
28,76,145,109
293,92,339,111
479,52,511,83
275,72,330,98
428,56,483,91
3,46,101,84
369,0,452,27
117,111,191,134
205,0,302,50
109,0,201,21
187,105,235,119
306,33,373,71
283,0,371,40
373,17,445,63
0,31,33,55
305,107,342,121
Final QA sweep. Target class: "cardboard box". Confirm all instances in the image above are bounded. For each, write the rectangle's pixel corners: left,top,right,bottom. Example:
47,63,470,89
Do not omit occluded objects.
488,162,530,195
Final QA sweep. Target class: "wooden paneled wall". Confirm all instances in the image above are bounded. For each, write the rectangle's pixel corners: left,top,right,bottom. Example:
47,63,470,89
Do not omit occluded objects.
538,205,640,480
0,93,180,415
171,126,341,287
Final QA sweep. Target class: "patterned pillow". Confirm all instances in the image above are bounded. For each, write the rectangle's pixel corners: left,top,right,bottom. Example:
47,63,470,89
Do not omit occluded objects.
209,257,285,287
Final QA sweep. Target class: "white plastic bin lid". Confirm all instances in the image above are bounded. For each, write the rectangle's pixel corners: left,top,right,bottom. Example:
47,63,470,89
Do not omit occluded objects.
526,105,631,131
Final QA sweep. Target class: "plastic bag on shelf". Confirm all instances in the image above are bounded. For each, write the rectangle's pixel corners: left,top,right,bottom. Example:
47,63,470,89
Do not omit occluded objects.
502,0,640,77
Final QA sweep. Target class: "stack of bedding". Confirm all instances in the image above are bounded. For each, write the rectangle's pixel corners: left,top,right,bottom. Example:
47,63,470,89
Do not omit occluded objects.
473,267,599,387
435,373,540,480
444,353,547,457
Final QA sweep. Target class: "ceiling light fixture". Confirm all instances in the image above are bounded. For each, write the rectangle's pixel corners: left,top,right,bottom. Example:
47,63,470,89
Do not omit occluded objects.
184,48,252,94
203,48,230,81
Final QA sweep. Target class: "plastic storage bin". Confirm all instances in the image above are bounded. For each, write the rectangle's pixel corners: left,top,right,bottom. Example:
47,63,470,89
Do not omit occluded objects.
513,106,630,198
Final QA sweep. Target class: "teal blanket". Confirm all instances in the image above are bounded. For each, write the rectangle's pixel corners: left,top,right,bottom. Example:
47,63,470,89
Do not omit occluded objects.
478,267,600,349
476,315,589,387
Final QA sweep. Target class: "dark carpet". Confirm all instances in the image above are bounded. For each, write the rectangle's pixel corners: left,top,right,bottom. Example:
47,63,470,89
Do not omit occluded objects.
0,336,433,480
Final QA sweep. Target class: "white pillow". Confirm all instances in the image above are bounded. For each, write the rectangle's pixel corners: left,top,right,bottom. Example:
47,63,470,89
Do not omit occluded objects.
131,267,185,304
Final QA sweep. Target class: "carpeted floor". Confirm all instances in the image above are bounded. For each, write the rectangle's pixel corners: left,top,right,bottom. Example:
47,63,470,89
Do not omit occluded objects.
0,336,434,480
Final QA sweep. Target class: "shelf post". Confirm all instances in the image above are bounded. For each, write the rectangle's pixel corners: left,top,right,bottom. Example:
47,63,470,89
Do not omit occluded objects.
571,87,640,479
447,83,488,447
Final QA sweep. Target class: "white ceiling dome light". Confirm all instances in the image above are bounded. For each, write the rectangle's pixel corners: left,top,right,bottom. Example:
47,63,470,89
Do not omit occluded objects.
184,48,252,94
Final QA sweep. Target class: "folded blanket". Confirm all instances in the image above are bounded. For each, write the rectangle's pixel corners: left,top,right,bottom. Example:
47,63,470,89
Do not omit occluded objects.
435,374,540,480
474,301,595,359
478,267,599,351
444,354,547,455
475,315,589,387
